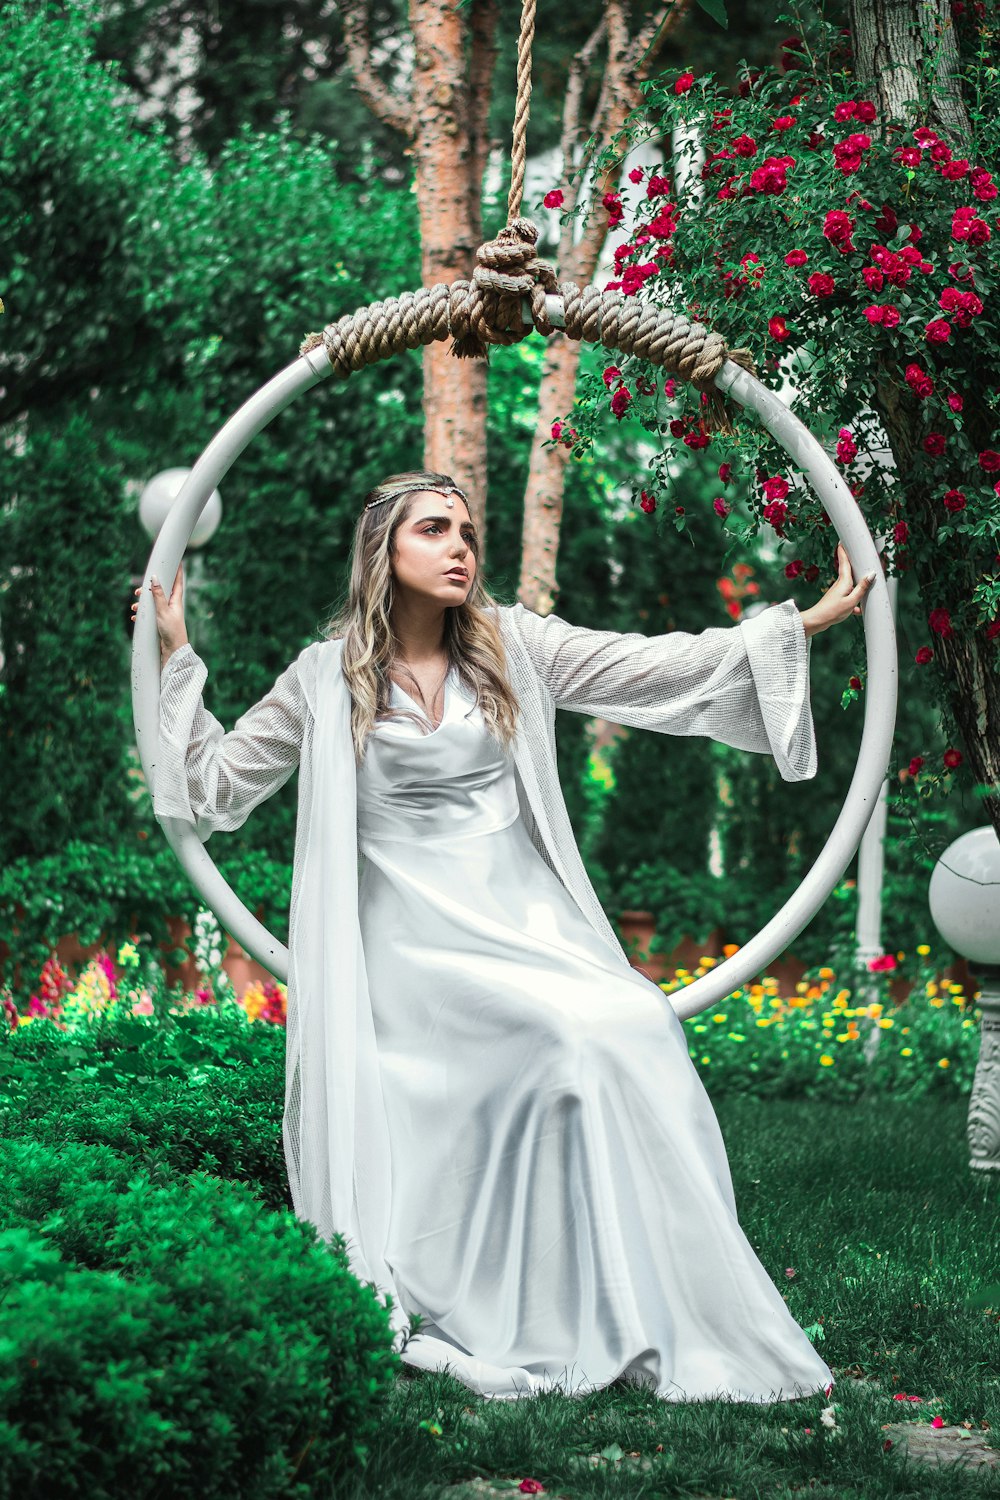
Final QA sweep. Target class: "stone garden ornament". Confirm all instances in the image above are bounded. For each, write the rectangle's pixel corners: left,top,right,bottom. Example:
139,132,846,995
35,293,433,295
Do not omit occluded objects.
131,0,897,1024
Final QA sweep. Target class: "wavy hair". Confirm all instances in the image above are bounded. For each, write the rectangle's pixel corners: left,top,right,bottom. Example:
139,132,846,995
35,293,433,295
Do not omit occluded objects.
321,471,521,766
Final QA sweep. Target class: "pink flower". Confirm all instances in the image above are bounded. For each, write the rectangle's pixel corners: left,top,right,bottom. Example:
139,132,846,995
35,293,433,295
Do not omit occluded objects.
784,248,808,266
807,272,836,297
675,70,695,94
543,189,564,209
931,1416,945,1429
922,432,947,456
868,954,897,972
944,748,963,769
785,1266,797,1277
713,497,731,517
929,607,954,637
924,319,952,343
836,428,858,464
915,645,934,665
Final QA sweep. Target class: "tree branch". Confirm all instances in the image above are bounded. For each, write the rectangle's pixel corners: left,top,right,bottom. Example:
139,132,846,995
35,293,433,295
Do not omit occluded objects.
340,0,414,138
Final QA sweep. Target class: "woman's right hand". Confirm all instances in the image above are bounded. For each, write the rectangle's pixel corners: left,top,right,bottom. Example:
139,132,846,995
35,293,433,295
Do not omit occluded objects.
132,562,190,662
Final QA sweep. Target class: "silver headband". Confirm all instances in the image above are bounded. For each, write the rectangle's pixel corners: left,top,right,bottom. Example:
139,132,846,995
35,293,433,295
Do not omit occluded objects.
365,483,468,511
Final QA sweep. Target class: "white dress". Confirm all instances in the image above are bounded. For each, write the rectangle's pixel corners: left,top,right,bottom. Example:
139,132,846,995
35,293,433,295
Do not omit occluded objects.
355,665,834,1405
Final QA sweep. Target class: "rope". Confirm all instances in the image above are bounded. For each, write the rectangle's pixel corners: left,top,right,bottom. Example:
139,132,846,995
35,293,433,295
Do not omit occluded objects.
300,0,755,432
507,0,536,224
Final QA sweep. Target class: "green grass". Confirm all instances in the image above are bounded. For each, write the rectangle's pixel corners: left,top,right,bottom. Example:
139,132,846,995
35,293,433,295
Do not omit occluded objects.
327,1096,1000,1499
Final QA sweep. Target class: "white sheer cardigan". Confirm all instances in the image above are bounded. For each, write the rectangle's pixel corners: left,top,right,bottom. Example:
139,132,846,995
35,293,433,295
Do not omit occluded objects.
152,598,815,1343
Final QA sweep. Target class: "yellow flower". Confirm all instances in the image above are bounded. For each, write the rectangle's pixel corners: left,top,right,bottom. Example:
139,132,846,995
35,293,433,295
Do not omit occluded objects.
699,956,717,967
834,989,851,1006
701,1055,711,1065
727,1032,746,1042
877,1017,894,1029
723,943,740,957
900,1047,913,1057
926,982,939,997
780,1049,789,1059
916,944,930,957
117,942,139,966
819,967,834,980
820,1054,834,1066
867,1002,884,1018
713,1013,727,1023
963,1018,974,1028
692,1023,707,1033
901,1026,910,1035
756,1017,771,1027
938,1058,950,1069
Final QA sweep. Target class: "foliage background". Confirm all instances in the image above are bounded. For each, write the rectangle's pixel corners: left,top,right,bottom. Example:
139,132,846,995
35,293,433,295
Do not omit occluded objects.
0,0,984,997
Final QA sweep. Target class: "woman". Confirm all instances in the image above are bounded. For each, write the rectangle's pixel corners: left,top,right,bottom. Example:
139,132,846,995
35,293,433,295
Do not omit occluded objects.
139,469,875,1404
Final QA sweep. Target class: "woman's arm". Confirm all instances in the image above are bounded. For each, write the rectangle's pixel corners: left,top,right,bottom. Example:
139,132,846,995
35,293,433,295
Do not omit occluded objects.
153,642,314,841
505,598,816,782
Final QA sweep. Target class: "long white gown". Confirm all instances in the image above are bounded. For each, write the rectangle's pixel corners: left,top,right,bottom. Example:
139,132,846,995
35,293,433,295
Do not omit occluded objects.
355,665,835,1405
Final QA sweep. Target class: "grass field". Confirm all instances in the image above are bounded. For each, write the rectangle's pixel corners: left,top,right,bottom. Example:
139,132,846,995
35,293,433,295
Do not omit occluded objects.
333,1095,1000,1500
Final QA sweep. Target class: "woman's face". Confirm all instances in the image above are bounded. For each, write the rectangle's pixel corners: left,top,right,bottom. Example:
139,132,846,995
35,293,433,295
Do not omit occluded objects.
389,490,477,603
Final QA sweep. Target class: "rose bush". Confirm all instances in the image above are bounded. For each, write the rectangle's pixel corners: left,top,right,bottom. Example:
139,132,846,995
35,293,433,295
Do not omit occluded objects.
553,5,999,803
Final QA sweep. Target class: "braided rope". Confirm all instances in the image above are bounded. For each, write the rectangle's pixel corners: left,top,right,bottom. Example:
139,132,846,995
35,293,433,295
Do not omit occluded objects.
507,0,536,223
300,283,756,434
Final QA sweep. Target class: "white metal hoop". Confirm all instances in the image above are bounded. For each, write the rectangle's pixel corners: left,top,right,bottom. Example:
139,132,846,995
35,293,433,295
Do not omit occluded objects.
132,293,897,1020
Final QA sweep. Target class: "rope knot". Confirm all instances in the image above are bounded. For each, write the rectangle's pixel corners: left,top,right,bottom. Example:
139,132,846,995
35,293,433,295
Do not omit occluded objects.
450,218,559,360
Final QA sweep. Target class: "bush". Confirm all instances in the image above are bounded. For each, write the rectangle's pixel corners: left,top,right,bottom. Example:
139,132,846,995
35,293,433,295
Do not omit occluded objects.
0,1008,290,1211
0,1140,400,1498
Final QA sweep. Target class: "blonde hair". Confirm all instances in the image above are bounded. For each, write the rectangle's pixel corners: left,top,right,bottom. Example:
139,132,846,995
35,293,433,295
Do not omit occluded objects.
321,471,521,766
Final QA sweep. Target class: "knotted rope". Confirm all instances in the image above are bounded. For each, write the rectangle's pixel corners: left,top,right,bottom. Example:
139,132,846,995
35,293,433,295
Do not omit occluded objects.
300,0,756,433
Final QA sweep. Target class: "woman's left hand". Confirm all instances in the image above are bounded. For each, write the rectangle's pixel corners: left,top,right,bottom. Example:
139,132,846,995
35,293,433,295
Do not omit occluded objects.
799,543,878,639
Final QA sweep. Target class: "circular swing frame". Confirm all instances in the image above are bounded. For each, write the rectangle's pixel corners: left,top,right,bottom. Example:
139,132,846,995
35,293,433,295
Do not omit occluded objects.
131,289,897,1023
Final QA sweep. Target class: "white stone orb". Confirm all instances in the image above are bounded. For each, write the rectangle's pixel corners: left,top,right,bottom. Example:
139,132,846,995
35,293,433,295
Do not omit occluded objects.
928,826,1000,965
139,468,222,549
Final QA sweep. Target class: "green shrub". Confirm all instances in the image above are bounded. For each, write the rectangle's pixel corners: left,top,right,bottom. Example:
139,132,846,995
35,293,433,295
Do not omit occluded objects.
0,1009,289,1210
0,1141,400,1497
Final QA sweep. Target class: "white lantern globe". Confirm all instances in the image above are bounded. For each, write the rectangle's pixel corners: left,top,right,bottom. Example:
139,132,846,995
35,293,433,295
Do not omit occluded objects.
139,467,222,549
928,826,1000,966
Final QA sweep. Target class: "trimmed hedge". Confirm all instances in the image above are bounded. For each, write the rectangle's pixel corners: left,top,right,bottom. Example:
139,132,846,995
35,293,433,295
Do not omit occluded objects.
0,1140,401,1497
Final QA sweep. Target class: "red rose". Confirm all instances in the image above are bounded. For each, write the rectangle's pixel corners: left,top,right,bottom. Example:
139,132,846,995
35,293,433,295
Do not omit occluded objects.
804,564,820,583
849,675,862,690
979,450,1000,472
943,748,963,769
731,134,758,156
908,756,925,775
769,314,791,341
785,559,803,578
628,167,644,184
684,432,711,449
772,115,797,131
762,475,790,501
893,521,909,544
763,500,789,532
807,272,836,296
639,490,656,513
543,189,565,209
610,387,632,420
929,607,954,637
925,319,952,343
646,173,671,198
675,71,695,94
923,432,947,456
915,645,934,664
550,421,563,441
713,497,731,517
784,248,808,266
947,393,964,412
718,463,733,484
942,489,966,512
987,620,1000,640
602,365,622,389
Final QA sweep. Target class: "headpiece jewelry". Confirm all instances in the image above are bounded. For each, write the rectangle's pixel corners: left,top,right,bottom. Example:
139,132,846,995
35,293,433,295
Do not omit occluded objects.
365,482,468,511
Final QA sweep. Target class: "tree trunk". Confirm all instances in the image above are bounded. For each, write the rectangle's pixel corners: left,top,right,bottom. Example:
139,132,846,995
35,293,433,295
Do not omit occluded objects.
517,0,685,613
410,0,490,545
850,0,1000,836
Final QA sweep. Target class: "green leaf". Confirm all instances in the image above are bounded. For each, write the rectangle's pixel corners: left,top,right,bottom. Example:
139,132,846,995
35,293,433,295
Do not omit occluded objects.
693,0,729,27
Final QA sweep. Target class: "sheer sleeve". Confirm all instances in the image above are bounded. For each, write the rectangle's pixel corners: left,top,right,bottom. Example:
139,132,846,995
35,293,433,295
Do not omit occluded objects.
504,598,816,782
152,641,313,841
